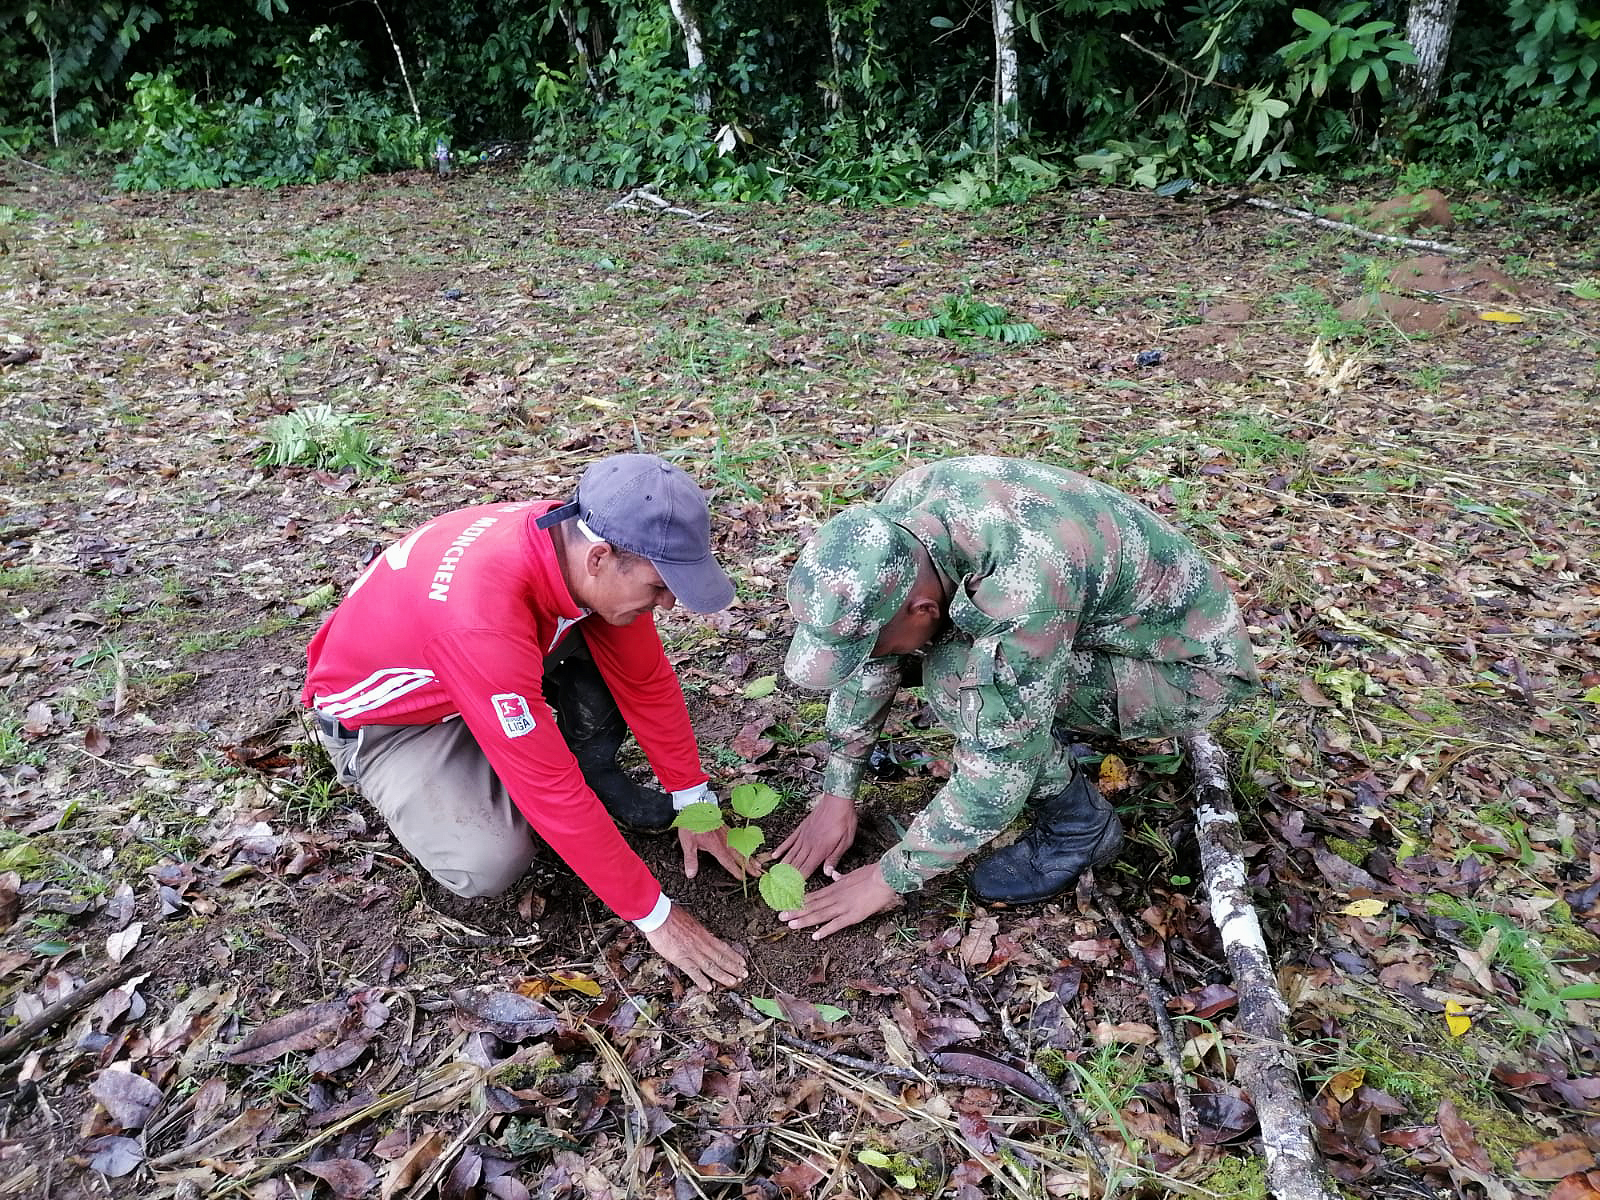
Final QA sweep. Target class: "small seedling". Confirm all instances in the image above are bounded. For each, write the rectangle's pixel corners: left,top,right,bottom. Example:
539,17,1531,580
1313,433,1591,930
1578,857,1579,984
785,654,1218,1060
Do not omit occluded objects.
673,782,806,911
857,1147,924,1190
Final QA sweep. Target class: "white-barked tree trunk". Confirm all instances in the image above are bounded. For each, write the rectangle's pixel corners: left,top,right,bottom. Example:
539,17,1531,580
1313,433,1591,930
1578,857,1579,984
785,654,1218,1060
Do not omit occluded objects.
665,0,712,114
992,0,1020,145
1401,0,1461,109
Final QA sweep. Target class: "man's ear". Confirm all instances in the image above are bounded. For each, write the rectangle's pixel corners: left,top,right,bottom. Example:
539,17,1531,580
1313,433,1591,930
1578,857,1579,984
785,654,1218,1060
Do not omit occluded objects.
585,541,611,578
907,592,943,619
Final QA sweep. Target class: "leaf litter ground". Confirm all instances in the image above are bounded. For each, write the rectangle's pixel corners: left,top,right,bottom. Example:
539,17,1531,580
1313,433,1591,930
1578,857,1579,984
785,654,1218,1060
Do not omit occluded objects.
0,166,1596,1200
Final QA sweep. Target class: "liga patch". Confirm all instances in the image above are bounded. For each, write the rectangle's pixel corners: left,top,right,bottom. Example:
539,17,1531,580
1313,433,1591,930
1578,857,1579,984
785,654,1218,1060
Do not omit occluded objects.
490,692,537,738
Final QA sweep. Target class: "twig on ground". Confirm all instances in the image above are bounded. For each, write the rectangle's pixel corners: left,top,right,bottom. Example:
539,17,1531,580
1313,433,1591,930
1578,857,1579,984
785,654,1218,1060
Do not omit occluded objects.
0,961,140,1063
1237,195,1468,256
993,998,1112,1180
1094,882,1198,1145
1183,732,1339,1200
727,992,940,1086
609,188,736,233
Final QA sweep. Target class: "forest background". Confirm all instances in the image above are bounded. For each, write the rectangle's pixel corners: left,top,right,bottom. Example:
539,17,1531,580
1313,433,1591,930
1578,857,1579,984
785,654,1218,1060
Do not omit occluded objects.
1,0,1598,200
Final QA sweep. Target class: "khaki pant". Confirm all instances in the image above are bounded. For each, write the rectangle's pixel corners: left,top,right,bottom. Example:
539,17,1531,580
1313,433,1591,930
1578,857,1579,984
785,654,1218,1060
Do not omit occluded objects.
320,719,538,898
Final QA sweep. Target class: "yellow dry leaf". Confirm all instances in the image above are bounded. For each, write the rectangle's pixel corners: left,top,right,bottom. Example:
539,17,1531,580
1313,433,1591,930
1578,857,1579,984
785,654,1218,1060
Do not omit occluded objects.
1444,998,1471,1037
1326,1066,1365,1103
549,970,604,997
1478,311,1526,323
1340,898,1386,918
1097,753,1131,793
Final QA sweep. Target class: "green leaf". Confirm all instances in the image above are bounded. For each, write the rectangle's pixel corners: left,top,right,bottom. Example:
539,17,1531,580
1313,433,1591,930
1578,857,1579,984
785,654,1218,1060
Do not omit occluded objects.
857,1149,893,1168
0,843,40,871
1292,8,1332,33
671,802,725,833
294,583,336,611
730,782,781,820
741,674,778,700
759,863,806,911
33,939,70,957
749,996,785,1020
929,15,954,28
1556,982,1600,1000
895,1174,917,1189
726,826,765,858
1349,61,1371,91
814,1003,850,1022
887,316,945,337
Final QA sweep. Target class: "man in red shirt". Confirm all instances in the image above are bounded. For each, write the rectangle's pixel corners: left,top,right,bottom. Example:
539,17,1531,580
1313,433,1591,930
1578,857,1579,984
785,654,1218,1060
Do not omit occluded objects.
303,455,749,988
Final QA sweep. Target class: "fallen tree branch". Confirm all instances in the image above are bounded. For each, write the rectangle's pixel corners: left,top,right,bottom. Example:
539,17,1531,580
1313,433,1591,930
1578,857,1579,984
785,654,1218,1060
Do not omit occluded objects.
609,188,736,233
1183,732,1339,1200
1094,883,1197,1145
0,961,140,1063
1239,196,1468,257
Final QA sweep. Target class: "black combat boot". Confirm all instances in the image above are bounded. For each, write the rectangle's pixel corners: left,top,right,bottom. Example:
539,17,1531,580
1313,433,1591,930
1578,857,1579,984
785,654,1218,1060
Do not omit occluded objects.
969,770,1124,904
544,641,674,833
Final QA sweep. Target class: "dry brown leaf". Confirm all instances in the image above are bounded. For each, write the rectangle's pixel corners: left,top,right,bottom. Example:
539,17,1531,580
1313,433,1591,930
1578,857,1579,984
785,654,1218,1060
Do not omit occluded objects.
381,1130,444,1200
224,1000,346,1064
1516,1135,1600,1182
956,915,998,968
0,872,19,933
930,1045,1054,1103
90,1067,164,1131
302,1158,378,1199
1097,752,1131,792
105,922,143,964
1092,1021,1159,1046
1551,1174,1600,1200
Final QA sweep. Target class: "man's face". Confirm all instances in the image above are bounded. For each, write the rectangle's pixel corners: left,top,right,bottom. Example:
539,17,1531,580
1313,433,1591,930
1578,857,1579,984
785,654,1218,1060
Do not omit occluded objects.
591,549,676,625
870,603,943,658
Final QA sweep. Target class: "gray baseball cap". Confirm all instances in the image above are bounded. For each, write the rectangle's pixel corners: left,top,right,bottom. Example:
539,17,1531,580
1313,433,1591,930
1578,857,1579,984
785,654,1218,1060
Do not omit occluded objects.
538,454,735,612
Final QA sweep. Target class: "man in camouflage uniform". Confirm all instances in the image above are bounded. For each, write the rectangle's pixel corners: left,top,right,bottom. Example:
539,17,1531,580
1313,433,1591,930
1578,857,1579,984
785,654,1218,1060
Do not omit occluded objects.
774,456,1258,939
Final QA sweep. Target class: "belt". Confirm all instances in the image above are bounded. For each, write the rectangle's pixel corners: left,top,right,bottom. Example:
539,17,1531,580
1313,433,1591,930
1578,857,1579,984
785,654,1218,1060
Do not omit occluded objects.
313,711,358,742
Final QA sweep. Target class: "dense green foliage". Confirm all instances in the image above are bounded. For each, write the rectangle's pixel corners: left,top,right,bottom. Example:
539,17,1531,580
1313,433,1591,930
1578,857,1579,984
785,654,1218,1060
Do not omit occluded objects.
1,0,1595,195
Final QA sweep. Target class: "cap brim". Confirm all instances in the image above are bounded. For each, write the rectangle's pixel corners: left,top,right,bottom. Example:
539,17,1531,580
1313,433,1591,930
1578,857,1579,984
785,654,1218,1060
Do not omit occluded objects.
783,624,880,691
655,554,736,613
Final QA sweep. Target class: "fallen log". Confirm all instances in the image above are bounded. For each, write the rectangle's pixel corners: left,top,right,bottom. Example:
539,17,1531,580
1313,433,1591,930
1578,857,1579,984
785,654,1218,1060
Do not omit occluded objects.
0,961,140,1063
1183,732,1339,1200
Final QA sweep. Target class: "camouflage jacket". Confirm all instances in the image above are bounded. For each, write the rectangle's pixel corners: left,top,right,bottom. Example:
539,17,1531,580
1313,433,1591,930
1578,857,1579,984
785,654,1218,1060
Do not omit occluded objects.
817,457,1260,892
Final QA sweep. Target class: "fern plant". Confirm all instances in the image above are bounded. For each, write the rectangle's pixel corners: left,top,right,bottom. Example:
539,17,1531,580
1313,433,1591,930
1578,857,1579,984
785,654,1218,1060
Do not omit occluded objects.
888,290,1043,345
258,404,382,474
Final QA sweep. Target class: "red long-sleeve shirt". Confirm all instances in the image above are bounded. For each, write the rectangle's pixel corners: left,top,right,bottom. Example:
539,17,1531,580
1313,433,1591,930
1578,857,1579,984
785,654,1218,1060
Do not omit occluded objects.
302,500,706,921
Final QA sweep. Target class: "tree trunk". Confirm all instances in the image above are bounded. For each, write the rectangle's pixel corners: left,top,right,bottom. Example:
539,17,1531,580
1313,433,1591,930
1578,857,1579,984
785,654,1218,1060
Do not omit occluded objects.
1401,0,1460,109
824,0,845,112
991,0,1019,145
664,0,711,114
559,4,603,98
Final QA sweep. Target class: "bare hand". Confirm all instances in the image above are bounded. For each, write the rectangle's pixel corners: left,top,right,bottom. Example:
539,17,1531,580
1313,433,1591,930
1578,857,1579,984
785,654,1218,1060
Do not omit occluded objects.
643,906,747,989
779,862,901,940
770,793,857,879
680,826,764,881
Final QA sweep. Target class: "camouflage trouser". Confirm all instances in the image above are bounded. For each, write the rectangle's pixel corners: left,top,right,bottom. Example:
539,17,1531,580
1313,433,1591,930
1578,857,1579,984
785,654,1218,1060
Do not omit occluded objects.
879,642,1240,892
